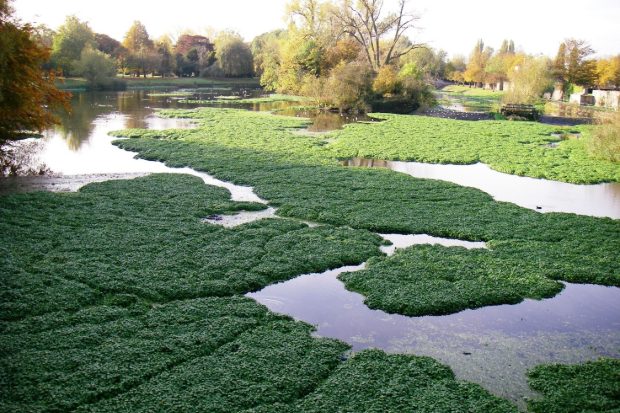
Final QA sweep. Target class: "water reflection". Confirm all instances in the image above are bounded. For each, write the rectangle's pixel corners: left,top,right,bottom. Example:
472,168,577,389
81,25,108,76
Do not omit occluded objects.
248,251,620,407
43,90,368,155
47,91,191,151
341,158,620,219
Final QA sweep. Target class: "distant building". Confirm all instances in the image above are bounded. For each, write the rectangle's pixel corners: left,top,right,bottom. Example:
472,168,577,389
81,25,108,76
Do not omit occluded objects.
592,89,620,109
569,88,619,109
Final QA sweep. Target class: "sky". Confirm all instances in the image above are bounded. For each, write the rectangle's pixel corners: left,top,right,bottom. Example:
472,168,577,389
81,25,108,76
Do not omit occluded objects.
13,0,620,58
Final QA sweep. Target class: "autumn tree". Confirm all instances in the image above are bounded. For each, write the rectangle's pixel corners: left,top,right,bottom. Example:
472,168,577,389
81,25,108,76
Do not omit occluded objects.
464,39,493,87
50,15,95,75
334,0,422,71
400,47,448,80
155,36,175,77
553,39,597,86
174,34,215,77
32,24,55,49
596,56,620,89
122,21,154,77
503,56,552,104
446,55,466,83
485,39,515,90
287,0,335,42
323,37,361,71
251,30,286,89
95,33,123,57
0,0,70,144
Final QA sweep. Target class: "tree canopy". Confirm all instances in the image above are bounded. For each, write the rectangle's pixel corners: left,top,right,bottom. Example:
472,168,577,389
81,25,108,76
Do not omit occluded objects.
553,38,597,86
0,0,70,143
214,31,253,77
50,15,95,75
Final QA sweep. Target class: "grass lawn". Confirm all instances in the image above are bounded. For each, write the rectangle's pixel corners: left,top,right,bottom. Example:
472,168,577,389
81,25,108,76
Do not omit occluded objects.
442,84,504,98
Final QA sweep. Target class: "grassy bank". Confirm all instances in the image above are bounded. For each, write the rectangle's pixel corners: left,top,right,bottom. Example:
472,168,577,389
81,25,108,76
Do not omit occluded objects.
55,76,261,91
0,173,515,412
442,84,504,98
110,108,619,317
179,94,308,105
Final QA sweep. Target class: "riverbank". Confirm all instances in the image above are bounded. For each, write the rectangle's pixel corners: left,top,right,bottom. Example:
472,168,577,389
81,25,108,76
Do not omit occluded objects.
56,76,261,91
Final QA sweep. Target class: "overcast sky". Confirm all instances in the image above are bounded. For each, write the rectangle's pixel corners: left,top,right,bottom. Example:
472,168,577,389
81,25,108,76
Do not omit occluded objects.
13,0,620,58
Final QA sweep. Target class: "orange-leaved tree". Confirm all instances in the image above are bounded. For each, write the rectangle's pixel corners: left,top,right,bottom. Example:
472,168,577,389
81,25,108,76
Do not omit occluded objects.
0,0,71,144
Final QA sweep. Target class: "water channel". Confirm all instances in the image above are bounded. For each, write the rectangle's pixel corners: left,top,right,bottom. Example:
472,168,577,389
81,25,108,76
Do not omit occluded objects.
1,89,618,410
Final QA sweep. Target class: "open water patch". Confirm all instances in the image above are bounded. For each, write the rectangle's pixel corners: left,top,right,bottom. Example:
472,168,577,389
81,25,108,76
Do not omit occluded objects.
341,158,620,219
202,207,277,227
247,235,620,408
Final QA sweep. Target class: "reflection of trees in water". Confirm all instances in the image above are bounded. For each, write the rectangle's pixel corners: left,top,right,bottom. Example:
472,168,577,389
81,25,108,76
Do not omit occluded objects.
55,90,175,149
117,90,153,129
55,92,114,150
0,139,50,177
307,113,347,132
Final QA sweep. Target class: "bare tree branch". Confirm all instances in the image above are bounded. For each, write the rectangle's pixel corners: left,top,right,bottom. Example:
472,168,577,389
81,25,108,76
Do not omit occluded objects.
333,0,420,70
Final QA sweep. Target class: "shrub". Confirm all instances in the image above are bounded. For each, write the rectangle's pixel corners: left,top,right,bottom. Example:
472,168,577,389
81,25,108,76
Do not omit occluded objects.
503,56,552,104
76,46,119,90
372,66,401,96
300,74,330,107
588,110,620,162
325,62,373,112
398,63,436,109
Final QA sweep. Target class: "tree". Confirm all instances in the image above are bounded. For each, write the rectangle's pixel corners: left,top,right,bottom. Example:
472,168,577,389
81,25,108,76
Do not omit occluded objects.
485,39,515,90
122,21,155,78
50,15,95,75
214,31,253,77
446,55,466,83
400,47,447,80
287,0,334,41
553,39,597,86
464,39,493,87
95,33,122,57
503,56,552,104
372,65,400,95
76,46,117,88
596,56,620,89
122,21,152,53
326,61,373,110
174,34,215,76
155,36,175,77
251,30,286,88
32,23,55,49
334,0,422,71
0,0,70,144
323,37,361,71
